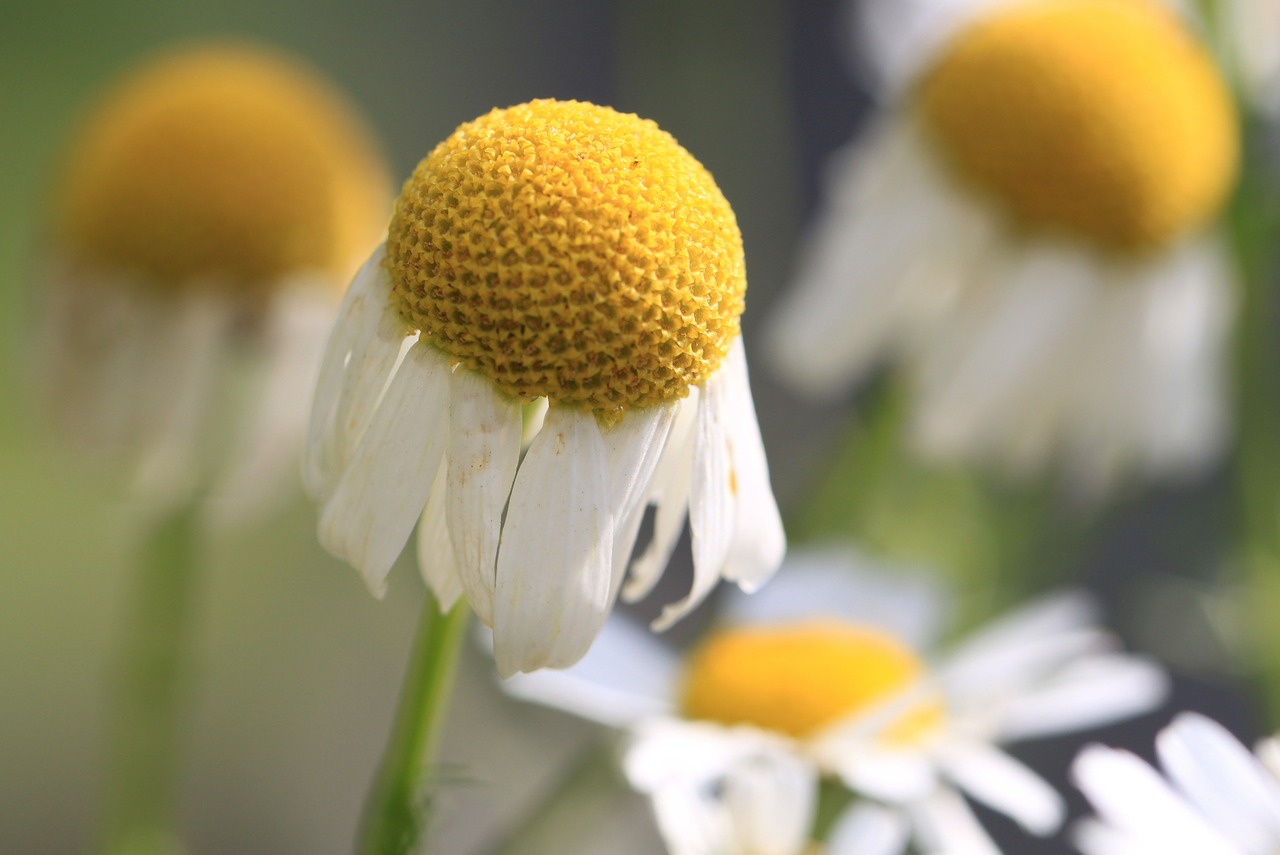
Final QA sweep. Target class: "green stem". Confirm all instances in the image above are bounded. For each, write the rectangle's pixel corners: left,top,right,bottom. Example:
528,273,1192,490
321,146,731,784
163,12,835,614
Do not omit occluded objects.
481,740,622,855
105,501,202,855
1228,114,1280,725
358,596,470,855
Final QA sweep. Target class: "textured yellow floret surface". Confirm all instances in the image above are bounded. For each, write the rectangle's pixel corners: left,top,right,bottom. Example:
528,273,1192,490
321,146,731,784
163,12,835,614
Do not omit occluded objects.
385,99,746,412
681,621,942,742
918,0,1237,251
58,44,390,294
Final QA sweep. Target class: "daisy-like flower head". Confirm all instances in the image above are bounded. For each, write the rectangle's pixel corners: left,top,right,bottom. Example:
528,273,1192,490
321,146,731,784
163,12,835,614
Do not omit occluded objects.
306,99,785,676
770,0,1240,488
503,551,1168,853
38,43,390,516
1073,712,1280,854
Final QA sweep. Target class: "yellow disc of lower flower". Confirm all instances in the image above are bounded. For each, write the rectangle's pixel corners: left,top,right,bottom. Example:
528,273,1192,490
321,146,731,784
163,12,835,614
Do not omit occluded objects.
680,621,942,742
917,0,1237,252
385,99,746,412
58,44,389,294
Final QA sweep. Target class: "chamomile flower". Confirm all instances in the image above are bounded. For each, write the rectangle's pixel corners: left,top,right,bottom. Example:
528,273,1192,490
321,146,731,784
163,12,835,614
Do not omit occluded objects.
502,552,1168,853
1073,712,1280,854
305,99,785,677
37,43,390,518
769,0,1239,488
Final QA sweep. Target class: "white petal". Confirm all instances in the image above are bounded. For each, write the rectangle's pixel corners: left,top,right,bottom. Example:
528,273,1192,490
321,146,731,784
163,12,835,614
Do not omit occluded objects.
723,748,817,855
624,719,781,793
767,117,994,399
826,803,911,855
1072,745,1237,852
1158,713,1280,850
909,242,1100,465
501,613,679,727
652,365,737,632
604,402,679,601
717,340,785,592
318,340,451,596
492,406,613,676
720,547,944,651
823,742,938,804
132,288,234,502
445,367,523,627
305,250,413,500
650,784,730,855
416,458,463,612
934,739,1064,835
624,390,699,604
995,654,1169,742
206,286,335,527
909,787,1002,855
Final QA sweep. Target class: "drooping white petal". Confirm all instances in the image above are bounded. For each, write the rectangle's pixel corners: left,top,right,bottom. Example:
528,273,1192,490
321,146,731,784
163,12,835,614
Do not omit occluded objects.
909,787,1003,855
716,340,785,592
910,242,1101,466
995,654,1169,742
934,739,1064,835
132,287,234,502
722,747,817,855
653,365,738,632
445,367,523,627
417,458,462,612
318,340,451,596
826,803,911,855
207,285,335,527
501,613,680,727
767,116,996,400
492,406,613,677
1158,713,1280,851
1073,745,1237,853
650,784,731,855
603,402,679,602
624,390,699,604
305,249,412,499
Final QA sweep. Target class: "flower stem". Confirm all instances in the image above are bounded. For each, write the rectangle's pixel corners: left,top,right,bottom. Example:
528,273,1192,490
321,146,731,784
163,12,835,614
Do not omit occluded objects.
358,595,470,855
105,500,202,855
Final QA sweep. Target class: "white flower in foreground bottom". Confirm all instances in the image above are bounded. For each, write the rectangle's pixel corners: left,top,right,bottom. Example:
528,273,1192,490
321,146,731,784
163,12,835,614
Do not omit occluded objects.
502,551,1167,853
770,0,1238,489
35,44,390,520
305,99,785,676
1073,713,1280,854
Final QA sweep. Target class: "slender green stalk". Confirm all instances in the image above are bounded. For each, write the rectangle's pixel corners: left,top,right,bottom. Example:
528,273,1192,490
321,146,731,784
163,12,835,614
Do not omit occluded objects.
481,740,622,855
105,500,202,855
1227,114,1280,724
358,596,470,855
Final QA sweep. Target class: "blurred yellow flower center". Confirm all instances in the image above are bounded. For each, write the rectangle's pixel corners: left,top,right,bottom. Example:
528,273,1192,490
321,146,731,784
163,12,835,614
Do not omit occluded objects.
680,621,942,742
58,45,389,295
385,99,746,413
917,0,1237,251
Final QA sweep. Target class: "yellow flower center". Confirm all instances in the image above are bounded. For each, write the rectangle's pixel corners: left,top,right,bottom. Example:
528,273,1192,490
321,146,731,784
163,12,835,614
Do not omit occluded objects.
680,621,942,742
917,0,1237,251
385,99,746,413
57,44,390,294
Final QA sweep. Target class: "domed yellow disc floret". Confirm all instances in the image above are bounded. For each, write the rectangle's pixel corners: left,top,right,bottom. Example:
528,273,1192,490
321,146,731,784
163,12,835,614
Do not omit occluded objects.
58,44,390,293
385,99,746,412
917,0,1237,251
680,621,942,742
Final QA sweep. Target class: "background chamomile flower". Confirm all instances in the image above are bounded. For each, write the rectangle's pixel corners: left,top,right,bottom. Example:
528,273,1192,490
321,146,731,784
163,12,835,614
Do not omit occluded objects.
306,98,784,677
1073,712,1280,854
770,0,1240,489
502,551,1167,854
35,43,391,520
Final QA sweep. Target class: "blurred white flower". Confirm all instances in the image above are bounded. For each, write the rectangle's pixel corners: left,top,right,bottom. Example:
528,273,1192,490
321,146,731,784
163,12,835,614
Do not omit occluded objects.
1073,712,1280,854
502,551,1167,854
36,44,390,523
771,0,1239,490
305,100,784,677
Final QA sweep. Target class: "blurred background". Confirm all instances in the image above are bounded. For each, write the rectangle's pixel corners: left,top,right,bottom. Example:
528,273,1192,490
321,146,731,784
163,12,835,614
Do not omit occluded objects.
0,0,1264,852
